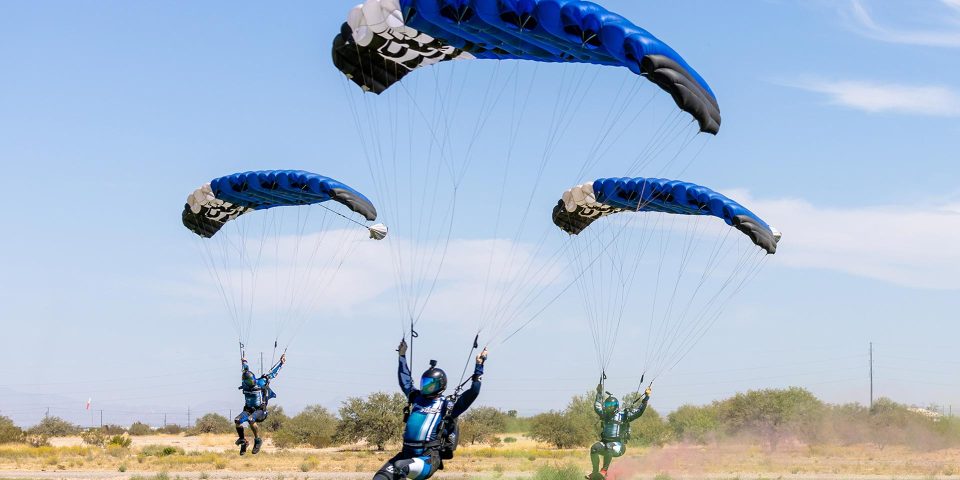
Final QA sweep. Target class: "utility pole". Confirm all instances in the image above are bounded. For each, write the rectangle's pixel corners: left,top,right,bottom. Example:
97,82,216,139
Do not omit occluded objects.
187,407,191,428
45,407,49,419
164,414,167,428
869,342,874,410
99,410,103,428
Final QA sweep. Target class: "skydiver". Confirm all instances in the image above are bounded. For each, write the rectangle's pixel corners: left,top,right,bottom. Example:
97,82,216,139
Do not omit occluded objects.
586,380,652,480
235,354,285,455
373,339,488,480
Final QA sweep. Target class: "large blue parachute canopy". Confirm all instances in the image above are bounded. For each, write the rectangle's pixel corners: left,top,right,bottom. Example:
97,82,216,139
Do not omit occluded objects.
552,177,781,254
182,170,380,239
333,0,721,134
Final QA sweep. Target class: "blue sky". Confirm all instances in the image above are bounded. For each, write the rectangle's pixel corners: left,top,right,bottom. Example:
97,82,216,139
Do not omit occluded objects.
1,0,959,428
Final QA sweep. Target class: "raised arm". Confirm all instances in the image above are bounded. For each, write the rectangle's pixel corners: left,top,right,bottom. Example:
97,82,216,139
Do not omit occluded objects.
451,348,488,418
397,340,415,396
594,383,605,416
264,354,286,380
625,388,652,422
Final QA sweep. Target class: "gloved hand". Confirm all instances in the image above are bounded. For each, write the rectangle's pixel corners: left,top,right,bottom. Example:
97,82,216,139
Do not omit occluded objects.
397,339,408,357
280,354,287,364
477,347,488,365
645,387,652,397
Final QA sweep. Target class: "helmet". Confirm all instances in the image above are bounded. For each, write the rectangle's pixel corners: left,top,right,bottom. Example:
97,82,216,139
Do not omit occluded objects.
242,371,257,389
420,364,447,397
602,396,619,415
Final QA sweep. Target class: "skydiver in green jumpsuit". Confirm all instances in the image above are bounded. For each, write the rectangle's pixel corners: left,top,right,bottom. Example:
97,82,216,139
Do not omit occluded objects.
586,381,652,480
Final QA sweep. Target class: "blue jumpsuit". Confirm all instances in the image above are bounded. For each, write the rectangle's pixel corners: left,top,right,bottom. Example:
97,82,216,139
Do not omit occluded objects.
235,359,283,426
373,356,483,480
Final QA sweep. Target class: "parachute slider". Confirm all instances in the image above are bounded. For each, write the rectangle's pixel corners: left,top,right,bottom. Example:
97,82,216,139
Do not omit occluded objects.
369,223,389,240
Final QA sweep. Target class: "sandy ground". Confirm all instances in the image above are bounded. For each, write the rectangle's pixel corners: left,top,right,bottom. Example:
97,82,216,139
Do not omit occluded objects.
5,435,960,480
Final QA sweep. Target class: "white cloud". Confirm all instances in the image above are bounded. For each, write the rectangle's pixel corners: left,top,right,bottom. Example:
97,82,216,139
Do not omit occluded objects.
786,78,960,116
725,189,960,290
846,0,960,47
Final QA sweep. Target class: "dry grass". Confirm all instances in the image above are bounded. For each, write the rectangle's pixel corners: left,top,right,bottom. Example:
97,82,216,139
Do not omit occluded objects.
5,435,960,478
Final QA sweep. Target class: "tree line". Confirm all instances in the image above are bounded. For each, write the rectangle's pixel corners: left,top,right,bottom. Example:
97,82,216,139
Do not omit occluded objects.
5,388,960,451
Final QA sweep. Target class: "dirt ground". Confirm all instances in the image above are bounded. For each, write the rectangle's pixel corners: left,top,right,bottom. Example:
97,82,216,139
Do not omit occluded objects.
3,434,960,480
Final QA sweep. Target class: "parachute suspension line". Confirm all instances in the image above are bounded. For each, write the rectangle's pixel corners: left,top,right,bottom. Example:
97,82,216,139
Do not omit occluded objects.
577,77,657,181
339,78,410,339
409,324,419,375
455,334,481,393
481,64,601,342
498,206,654,345
654,250,770,381
478,62,535,328
646,215,720,375
644,213,704,375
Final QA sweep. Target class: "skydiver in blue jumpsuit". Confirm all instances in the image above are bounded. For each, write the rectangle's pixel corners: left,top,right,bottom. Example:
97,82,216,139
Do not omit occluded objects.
234,354,285,455
587,381,652,480
373,340,488,480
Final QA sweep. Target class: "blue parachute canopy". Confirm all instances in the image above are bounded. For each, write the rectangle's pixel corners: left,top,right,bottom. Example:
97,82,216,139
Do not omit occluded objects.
183,170,378,238
552,177,780,254
333,0,721,134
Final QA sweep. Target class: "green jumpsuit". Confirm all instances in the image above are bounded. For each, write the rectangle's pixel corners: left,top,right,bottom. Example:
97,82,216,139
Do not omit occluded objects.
589,389,649,479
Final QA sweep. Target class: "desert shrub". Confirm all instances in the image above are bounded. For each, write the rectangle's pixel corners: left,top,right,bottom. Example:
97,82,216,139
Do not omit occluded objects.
128,422,154,436
273,406,338,449
101,424,127,435
668,404,721,444
336,392,406,450
80,429,106,447
460,407,509,445
532,464,583,480
158,424,183,435
28,416,79,437
141,445,184,457
529,412,590,448
25,434,50,447
0,416,24,444
261,406,289,433
624,405,671,447
108,435,132,448
188,414,233,435
717,387,825,451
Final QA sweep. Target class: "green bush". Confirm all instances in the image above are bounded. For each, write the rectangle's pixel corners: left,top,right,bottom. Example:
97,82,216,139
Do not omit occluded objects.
668,404,721,444
141,445,184,457
336,392,406,450
157,424,183,435
532,464,583,480
460,407,509,445
717,387,825,451
101,424,127,435
273,405,338,449
108,435,133,448
80,429,107,447
626,406,672,447
0,415,24,444
128,422,154,436
188,414,233,435
528,412,591,448
262,406,289,433
28,416,79,437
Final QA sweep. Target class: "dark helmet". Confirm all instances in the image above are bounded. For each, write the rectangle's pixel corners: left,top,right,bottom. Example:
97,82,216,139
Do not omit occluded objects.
420,362,447,397
242,371,257,389
602,395,619,415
